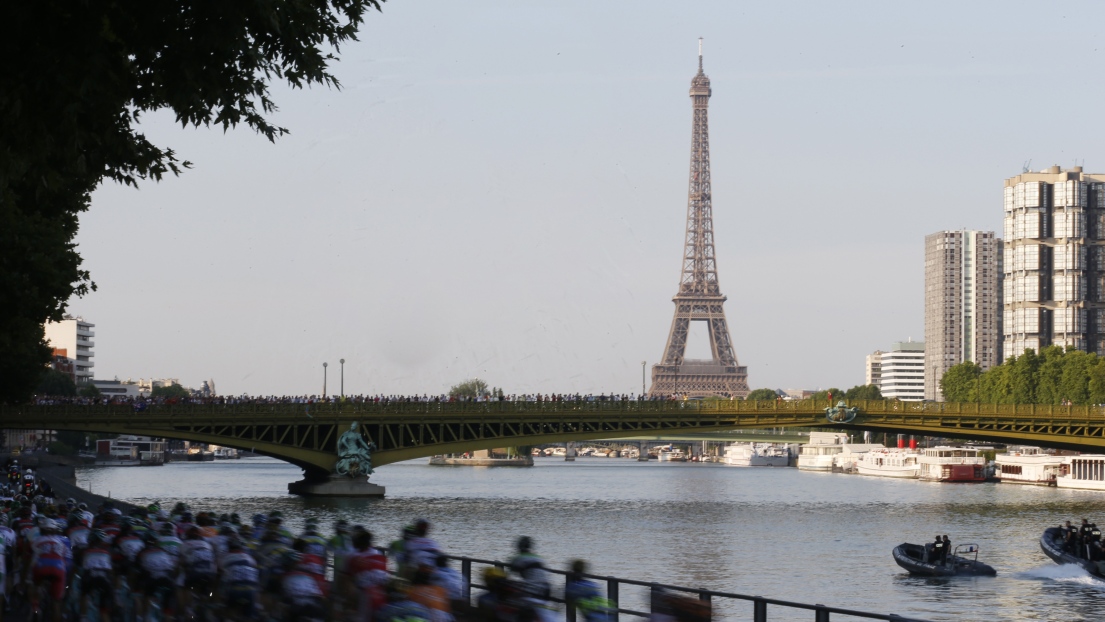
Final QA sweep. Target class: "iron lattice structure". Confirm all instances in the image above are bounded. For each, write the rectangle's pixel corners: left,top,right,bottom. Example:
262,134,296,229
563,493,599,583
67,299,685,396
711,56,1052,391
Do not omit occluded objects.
649,44,749,399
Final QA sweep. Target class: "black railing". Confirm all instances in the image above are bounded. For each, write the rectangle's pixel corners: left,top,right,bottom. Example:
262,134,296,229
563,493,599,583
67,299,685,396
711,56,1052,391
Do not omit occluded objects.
447,555,930,622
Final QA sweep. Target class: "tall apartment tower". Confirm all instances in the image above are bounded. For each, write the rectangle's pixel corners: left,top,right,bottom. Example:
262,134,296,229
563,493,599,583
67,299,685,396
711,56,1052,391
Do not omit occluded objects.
1004,166,1105,359
43,316,95,384
924,231,1002,400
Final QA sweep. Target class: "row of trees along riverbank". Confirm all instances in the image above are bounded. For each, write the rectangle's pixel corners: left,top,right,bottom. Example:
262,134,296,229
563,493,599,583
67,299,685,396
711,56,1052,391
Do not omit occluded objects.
941,346,1105,405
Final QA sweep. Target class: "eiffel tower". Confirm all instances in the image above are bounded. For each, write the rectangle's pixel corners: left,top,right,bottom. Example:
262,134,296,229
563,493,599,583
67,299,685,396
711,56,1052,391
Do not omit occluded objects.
648,40,749,399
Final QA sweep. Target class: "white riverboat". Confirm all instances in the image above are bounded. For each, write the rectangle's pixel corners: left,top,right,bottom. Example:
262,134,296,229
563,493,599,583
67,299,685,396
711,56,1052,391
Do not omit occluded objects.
1056,455,1105,491
658,449,688,462
722,442,790,467
95,436,165,466
995,446,1062,486
855,449,921,479
797,432,882,471
918,447,987,482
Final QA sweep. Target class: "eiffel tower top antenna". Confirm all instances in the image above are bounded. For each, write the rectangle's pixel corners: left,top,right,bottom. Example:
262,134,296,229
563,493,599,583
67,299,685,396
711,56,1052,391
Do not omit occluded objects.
698,37,703,72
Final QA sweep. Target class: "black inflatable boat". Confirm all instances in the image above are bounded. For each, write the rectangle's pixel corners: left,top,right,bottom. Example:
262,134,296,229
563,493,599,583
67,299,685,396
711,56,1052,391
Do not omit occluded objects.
892,542,996,577
1040,527,1105,578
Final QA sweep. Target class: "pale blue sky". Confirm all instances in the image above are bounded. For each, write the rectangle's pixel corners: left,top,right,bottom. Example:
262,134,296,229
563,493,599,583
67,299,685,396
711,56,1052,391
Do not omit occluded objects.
76,0,1105,396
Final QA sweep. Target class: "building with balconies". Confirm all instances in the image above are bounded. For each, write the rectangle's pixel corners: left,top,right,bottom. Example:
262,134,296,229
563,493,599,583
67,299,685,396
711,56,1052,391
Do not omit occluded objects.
43,316,95,384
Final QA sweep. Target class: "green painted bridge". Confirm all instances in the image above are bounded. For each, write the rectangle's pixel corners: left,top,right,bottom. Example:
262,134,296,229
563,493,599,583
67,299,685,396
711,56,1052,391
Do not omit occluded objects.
5,400,1105,481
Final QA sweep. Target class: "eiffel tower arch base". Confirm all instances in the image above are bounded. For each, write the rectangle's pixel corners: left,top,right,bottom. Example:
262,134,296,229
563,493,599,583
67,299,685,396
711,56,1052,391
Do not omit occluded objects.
650,362,749,399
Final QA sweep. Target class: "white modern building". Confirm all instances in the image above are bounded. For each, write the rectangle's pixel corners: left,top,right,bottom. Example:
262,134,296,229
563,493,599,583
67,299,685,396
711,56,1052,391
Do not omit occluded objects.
1004,166,1105,358
91,379,142,399
924,230,1002,400
865,351,883,387
875,341,925,401
43,316,95,384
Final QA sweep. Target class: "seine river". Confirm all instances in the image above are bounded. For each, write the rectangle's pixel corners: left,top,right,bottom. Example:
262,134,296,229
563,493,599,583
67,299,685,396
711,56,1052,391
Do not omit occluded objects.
76,456,1105,622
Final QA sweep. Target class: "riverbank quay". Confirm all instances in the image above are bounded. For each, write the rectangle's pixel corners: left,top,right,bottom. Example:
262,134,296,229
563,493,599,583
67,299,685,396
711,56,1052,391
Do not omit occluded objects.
6,452,139,513
450,553,929,622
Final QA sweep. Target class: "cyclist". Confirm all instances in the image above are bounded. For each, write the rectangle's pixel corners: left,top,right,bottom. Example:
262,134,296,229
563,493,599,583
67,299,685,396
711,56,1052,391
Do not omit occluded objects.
156,522,184,561
219,538,260,622
136,532,178,621
280,550,327,621
79,530,116,622
0,515,15,620
181,526,218,615
344,529,387,620
30,518,72,622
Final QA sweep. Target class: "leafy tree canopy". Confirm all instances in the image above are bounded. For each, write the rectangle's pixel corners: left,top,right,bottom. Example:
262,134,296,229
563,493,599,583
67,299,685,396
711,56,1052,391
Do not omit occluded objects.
449,379,489,399
150,383,191,399
811,388,844,402
0,0,382,404
745,388,779,401
941,347,1105,405
79,384,102,399
36,369,76,397
844,384,883,400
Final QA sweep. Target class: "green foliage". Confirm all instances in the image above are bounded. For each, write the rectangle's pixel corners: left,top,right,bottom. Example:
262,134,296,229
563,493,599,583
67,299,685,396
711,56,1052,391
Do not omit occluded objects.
36,369,76,397
811,388,843,401
844,384,883,400
0,0,383,404
150,383,190,399
449,379,489,398
940,362,982,403
78,383,102,398
47,441,76,457
745,388,779,401
943,348,1105,405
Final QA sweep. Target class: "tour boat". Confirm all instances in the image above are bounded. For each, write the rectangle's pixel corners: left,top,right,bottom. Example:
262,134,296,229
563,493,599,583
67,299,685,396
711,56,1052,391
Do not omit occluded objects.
658,449,687,462
995,446,1062,486
212,446,240,460
856,449,921,479
94,436,165,467
918,447,987,482
1040,527,1105,577
892,542,996,577
722,442,790,467
797,432,882,472
1056,455,1105,491
429,449,533,467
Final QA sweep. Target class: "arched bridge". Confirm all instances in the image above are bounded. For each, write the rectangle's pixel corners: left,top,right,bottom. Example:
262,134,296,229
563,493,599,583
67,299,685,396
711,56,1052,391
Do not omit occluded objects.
5,400,1105,477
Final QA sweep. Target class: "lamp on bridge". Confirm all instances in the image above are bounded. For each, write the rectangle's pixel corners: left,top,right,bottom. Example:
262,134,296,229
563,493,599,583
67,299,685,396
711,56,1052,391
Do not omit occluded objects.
323,362,328,398
340,359,345,398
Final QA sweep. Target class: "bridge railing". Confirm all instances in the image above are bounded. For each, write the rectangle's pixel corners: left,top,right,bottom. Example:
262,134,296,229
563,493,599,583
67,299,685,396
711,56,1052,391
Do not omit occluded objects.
9,398,1105,419
448,554,930,622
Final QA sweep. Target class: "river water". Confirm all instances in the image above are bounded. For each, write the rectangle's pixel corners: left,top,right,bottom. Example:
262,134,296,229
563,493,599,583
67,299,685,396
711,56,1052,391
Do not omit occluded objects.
76,456,1105,622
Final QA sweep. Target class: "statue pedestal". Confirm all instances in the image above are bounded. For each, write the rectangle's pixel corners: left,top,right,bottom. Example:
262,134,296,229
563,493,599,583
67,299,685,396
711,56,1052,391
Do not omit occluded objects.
287,475,386,497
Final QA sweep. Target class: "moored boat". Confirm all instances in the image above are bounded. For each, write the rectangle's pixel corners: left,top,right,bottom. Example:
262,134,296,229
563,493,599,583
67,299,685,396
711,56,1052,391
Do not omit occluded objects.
856,449,921,479
892,542,996,577
1039,527,1105,577
918,447,987,482
995,446,1061,486
722,442,789,467
94,436,165,466
1056,455,1105,491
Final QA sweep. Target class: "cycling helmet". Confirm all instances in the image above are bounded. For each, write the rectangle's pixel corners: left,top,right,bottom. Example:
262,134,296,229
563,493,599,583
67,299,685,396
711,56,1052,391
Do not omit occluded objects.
517,536,533,553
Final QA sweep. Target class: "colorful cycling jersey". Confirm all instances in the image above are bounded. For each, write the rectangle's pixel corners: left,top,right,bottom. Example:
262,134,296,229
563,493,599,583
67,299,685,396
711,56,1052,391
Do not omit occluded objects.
220,551,260,586
182,538,217,575
31,534,72,568
345,548,388,589
116,534,145,562
66,525,90,550
282,570,324,601
82,546,114,574
0,525,16,555
158,535,184,559
138,547,177,579
301,533,329,557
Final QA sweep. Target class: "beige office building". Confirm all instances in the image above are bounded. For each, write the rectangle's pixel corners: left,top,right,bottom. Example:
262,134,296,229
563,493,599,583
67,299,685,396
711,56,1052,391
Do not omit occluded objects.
1003,166,1105,359
924,231,1002,401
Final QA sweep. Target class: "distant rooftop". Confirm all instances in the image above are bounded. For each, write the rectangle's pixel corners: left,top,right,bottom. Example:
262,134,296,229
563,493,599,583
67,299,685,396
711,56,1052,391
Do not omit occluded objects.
891,341,925,352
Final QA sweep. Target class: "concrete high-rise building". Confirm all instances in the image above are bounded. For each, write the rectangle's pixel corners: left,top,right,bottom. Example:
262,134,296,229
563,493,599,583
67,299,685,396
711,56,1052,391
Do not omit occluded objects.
1004,166,1105,359
924,230,1002,400
43,316,94,384
865,351,883,387
878,341,925,401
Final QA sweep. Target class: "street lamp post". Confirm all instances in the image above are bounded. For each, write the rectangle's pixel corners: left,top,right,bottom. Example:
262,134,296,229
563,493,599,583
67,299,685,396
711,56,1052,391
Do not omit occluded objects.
322,362,328,398
641,361,646,397
340,359,345,398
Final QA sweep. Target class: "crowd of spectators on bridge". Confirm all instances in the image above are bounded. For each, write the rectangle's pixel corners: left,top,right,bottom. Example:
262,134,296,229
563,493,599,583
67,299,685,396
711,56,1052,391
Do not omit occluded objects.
29,392,692,408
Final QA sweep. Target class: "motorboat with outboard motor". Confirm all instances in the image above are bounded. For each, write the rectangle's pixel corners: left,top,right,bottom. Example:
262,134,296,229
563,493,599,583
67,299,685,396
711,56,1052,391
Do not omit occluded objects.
892,542,996,577
1039,527,1105,578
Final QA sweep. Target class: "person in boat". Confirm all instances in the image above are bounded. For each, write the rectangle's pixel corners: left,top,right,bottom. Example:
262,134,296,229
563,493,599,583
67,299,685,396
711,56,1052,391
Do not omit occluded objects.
930,535,945,565
1061,521,1076,554
942,535,952,563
